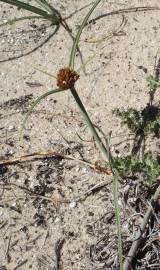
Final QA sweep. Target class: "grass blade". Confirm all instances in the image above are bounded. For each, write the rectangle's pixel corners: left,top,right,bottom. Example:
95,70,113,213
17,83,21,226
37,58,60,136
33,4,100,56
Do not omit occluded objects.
70,87,110,161
34,0,54,14
113,175,123,269
0,15,43,27
21,88,66,132
70,89,123,270
69,0,101,69
33,65,57,79
35,0,61,17
68,2,123,267
0,0,60,24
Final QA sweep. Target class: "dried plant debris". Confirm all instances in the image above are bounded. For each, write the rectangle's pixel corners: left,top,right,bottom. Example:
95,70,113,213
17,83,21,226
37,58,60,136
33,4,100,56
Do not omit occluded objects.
0,94,33,111
123,185,160,270
88,233,122,269
0,156,65,267
86,179,160,269
0,157,64,225
0,165,8,178
31,159,64,226
86,212,115,237
37,238,64,270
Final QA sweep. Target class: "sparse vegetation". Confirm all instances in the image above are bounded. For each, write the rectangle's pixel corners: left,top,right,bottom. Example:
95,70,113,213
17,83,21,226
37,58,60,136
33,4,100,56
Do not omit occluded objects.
0,1,159,269
113,153,160,185
113,105,160,137
113,71,160,188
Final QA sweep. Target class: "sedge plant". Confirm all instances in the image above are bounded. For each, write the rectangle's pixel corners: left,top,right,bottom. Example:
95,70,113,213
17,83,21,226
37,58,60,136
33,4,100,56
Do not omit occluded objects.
0,0,78,54
21,0,123,268
0,0,61,25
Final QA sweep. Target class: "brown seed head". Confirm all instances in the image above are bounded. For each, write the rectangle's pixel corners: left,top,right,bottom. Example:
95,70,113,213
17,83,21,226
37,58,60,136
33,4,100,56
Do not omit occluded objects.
57,67,79,90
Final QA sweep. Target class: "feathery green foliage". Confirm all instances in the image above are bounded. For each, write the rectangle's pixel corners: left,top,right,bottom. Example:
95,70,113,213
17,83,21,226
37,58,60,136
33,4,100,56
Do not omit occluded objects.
113,73,160,187
114,154,160,185
114,105,160,137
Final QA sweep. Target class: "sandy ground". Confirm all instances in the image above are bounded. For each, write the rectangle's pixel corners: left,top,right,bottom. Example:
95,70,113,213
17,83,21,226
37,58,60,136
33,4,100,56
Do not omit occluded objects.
0,0,160,269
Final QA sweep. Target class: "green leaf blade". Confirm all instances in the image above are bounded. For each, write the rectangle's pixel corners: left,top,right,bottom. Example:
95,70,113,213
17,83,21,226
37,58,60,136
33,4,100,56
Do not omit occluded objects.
69,0,101,69
21,88,66,134
0,0,61,24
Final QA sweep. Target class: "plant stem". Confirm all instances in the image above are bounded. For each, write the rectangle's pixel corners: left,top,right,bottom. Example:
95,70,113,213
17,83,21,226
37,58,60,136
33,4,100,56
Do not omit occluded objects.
69,0,101,69
70,87,110,160
70,87,123,269
113,175,123,270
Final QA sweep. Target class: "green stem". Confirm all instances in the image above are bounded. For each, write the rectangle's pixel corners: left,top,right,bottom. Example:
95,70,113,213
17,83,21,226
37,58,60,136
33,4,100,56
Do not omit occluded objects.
113,175,123,270
70,87,110,160
71,86,123,269
69,0,101,69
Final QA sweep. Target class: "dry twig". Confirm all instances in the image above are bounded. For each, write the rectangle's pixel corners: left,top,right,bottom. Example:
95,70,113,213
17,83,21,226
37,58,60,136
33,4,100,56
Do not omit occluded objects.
123,185,160,270
0,150,112,175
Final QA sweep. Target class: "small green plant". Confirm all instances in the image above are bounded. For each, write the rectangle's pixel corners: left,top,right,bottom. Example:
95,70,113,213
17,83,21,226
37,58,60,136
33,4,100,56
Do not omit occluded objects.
147,75,160,89
113,71,160,187
114,71,160,139
113,105,160,137
113,153,160,185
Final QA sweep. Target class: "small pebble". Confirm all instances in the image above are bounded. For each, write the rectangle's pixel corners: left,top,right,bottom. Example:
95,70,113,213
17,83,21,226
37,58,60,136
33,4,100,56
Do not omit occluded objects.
82,167,87,173
8,149,14,155
11,202,16,207
123,222,129,231
75,167,80,172
8,125,15,131
69,201,76,208
54,217,60,223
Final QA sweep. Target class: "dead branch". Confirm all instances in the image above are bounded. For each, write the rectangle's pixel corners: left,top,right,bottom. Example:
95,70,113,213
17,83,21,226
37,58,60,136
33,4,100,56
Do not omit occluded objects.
123,184,160,270
0,150,112,175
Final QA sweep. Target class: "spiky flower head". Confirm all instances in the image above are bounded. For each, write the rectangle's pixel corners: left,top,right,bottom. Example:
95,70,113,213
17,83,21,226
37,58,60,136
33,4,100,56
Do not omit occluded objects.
57,67,79,90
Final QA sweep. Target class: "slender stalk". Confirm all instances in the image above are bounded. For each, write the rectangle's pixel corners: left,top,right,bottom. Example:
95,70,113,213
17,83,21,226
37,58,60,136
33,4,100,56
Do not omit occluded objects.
36,0,61,16
71,86,123,269
22,88,65,132
113,175,123,269
69,0,101,69
68,0,123,268
70,87,110,160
